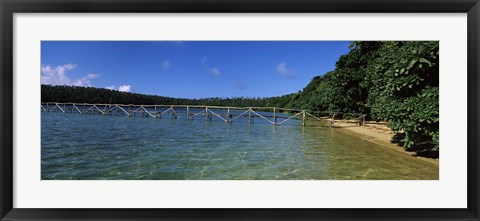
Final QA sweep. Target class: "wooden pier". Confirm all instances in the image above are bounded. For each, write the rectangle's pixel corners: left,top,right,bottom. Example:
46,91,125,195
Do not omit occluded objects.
41,102,366,126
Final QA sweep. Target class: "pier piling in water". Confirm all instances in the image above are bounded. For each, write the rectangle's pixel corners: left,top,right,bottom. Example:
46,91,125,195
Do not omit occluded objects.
273,108,277,125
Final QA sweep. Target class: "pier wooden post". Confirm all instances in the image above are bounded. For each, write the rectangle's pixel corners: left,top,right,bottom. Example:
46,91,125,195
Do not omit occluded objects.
227,108,231,123
46,103,49,112
171,106,177,119
248,108,252,124
302,110,306,126
273,108,277,125
205,107,208,121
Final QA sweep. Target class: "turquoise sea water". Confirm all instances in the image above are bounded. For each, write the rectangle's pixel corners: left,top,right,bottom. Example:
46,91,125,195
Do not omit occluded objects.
41,111,438,180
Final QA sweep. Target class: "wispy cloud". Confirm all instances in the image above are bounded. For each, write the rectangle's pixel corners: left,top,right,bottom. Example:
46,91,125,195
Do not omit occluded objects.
209,67,220,76
233,80,246,91
106,85,132,93
162,59,171,70
277,62,294,78
201,57,221,76
41,64,99,86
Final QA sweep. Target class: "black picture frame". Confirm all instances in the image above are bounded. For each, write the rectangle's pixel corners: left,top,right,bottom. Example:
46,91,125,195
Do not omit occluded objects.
1,0,479,220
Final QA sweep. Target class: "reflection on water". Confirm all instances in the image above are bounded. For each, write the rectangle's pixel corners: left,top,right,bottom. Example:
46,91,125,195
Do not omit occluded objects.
41,111,438,180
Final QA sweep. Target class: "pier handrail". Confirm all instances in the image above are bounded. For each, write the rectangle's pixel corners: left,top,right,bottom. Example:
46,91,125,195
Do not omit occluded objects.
41,102,365,115
41,102,366,126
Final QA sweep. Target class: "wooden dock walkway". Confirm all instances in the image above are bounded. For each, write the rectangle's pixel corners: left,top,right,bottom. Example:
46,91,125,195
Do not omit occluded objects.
41,102,366,126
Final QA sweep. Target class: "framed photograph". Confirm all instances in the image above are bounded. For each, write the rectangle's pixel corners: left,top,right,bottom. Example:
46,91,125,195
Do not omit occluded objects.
1,0,479,220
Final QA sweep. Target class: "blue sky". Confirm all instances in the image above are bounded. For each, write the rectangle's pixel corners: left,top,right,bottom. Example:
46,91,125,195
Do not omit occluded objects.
41,41,351,99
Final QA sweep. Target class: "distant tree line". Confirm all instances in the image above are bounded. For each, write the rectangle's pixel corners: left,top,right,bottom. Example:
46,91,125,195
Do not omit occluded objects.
42,41,439,156
41,84,293,108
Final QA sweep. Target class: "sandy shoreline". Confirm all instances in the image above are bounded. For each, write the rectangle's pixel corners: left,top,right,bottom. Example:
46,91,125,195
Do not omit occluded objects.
331,121,439,166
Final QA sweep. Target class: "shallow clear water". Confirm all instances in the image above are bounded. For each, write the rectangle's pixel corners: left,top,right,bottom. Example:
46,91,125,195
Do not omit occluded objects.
41,111,438,180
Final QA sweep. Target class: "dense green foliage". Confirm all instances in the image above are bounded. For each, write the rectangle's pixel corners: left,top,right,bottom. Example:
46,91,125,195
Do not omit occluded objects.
42,41,439,156
367,42,439,154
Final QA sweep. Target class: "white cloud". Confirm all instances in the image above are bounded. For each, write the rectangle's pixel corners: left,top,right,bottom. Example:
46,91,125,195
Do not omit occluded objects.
118,85,132,92
72,73,99,86
201,57,221,76
41,64,76,85
105,85,132,92
162,59,171,70
41,64,99,86
277,62,294,78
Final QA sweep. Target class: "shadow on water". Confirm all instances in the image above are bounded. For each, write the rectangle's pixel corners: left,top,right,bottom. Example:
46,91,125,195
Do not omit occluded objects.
391,133,439,159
